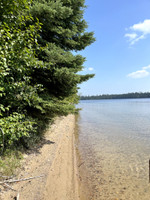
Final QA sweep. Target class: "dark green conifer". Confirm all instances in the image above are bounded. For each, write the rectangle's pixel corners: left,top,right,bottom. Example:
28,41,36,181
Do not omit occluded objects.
30,0,95,107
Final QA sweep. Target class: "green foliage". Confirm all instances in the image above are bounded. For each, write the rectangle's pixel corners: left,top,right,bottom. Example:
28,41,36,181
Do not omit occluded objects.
0,0,30,22
0,0,42,150
0,113,37,148
0,0,95,152
31,0,95,50
30,0,95,101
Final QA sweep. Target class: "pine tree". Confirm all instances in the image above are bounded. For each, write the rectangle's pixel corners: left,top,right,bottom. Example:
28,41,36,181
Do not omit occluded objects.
29,0,95,108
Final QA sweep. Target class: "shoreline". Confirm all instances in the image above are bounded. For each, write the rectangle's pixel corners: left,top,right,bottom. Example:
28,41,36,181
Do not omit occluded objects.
74,116,93,200
0,114,81,200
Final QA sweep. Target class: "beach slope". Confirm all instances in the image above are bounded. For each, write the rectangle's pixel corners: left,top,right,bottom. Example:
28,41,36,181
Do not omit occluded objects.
0,114,79,200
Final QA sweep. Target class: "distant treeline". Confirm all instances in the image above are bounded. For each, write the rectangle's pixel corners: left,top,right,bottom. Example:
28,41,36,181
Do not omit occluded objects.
80,92,150,100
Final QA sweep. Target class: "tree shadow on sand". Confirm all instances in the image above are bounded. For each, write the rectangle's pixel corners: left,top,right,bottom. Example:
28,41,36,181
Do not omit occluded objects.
24,137,55,155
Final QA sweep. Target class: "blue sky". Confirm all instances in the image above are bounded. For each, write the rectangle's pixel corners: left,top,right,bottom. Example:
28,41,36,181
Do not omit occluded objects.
79,0,150,96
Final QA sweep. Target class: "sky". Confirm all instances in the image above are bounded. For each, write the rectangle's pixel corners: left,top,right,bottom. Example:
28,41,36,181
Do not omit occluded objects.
78,0,150,96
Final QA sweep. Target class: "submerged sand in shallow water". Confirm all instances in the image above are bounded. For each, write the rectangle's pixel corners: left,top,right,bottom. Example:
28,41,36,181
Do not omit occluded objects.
76,121,150,200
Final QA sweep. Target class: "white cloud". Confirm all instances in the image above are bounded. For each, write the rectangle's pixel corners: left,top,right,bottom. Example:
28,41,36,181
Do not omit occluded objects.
143,64,150,70
83,67,94,71
125,33,137,40
125,19,150,45
127,64,150,79
130,34,145,45
88,67,94,71
127,70,149,79
131,19,150,34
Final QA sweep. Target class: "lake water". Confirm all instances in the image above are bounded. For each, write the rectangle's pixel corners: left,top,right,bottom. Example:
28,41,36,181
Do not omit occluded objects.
76,99,150,200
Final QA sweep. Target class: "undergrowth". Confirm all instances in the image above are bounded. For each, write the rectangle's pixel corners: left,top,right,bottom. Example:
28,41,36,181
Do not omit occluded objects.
0,149,23,179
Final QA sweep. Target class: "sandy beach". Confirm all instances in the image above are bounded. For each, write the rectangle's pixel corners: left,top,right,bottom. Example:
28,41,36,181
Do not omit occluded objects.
0,114,80,200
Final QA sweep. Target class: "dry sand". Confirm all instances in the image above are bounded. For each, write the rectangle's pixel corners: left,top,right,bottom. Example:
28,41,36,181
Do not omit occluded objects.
0,114,80,200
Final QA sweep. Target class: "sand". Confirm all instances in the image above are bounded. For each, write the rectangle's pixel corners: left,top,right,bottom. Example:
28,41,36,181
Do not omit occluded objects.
0,114,80,200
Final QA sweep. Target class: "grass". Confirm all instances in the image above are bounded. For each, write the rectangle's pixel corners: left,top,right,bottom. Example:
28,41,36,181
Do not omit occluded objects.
0,149,23,180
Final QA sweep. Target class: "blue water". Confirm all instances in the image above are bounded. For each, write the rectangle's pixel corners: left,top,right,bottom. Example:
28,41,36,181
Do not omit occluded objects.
77,99,150,200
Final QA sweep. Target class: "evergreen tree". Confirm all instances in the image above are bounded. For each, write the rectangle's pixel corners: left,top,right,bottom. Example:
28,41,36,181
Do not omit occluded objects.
29,0,95,110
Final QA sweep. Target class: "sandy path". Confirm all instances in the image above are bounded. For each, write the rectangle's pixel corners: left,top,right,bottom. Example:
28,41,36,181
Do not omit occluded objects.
0,114,79,200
